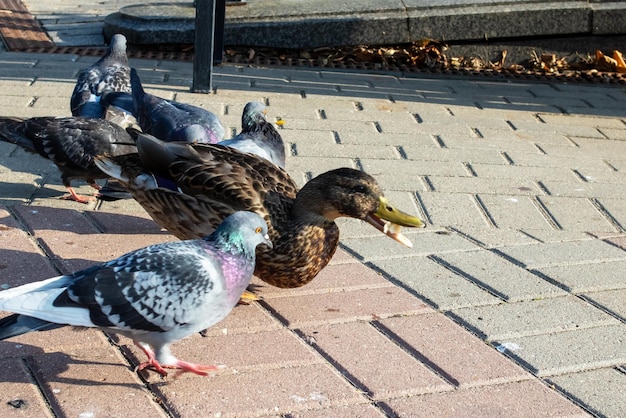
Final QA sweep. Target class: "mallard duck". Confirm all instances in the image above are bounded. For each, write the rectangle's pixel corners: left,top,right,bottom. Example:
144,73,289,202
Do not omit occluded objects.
95,133,424,288
219,101,286,169
71,34,131,118
0,116,136,203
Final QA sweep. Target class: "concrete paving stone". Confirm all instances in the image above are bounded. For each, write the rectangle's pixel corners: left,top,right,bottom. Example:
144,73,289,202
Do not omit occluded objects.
0,96,36,108
297,321,452,399
507,119,606,138
359,158,469,176
599,127,626,141
266,285,431,327
335,131,438,147
357,172,428,192
534,260,626,293
574,168,626,185
381,379,587,417
470,163,580,182
418,191,491,229
0,325,113,360
372,255,501,310
541,180,626,200
429,176,542,195
572,136,626,157
284,157,358,184
504,150,613,171
602,234,626,251
582,288,626,321
537,195,618,232
277,117,380,133
10,204,98,235
117,328,324,375
451,296,620,341
436,249,567,302
518,229,594,243
340,227,478,260
27,349,167,417
0,358,53,418
496,324,626,377
84,209,165,235
0,228,57,289
475,194,554,230
37,232,177,273
294,143,400,159
379,119,478,136
547,368,626,418
152,363,367,417
437,133,542,153
497,238,626,268
288,403,386,417
538,113,626,129
0,173,41,206
379,313,531,387
402,146,511,165
452,226,541,248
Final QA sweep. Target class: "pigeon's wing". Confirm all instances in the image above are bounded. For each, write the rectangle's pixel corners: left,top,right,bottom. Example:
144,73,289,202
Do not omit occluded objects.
61,241,225,333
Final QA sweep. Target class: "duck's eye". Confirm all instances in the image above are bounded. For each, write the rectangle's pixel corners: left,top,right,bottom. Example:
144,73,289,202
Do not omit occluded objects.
353,185,368,193
255,226,263,233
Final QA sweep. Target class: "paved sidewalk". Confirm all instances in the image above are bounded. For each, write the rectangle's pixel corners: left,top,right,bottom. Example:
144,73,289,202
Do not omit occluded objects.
0,1,625,416
0,46,625,417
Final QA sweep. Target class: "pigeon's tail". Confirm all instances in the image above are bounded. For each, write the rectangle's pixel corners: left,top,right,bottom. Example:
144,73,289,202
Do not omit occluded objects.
0,313,64,340
0,117,35,152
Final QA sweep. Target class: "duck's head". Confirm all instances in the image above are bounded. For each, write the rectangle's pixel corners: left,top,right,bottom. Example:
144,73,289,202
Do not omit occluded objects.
294,168,425,247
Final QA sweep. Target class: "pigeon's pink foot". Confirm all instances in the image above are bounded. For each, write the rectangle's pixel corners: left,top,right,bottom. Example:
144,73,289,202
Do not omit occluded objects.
60,187,95,204
169,360,225,377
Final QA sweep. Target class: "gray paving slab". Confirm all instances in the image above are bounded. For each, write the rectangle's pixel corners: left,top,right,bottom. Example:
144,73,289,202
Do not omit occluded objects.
547,368,626,418
495,324,626,377
435,249,567,301
451,296,621,341
536,260,626,293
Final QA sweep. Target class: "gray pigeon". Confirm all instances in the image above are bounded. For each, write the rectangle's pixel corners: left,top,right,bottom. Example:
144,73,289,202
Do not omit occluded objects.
219,101,286,169
103,68,225,144
70,34,131,118
0,116,136,203
0,211,272,377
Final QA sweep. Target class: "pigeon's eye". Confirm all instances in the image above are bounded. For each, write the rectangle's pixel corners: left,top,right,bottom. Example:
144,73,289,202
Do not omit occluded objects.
255,227,263,233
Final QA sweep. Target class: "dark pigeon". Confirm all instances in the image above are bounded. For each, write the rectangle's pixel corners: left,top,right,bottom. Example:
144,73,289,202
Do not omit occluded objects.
0,116,136,203
70,34,131,119
219,101,286,169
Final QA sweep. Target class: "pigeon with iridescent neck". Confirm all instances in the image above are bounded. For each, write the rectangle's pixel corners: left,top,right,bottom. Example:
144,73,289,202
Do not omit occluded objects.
0,211,272,377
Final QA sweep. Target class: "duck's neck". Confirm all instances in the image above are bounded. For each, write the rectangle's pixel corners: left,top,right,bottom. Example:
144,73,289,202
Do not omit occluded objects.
291,185,338,226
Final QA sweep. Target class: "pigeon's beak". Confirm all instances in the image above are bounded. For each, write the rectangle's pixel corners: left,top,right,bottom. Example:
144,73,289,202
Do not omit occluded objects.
365,196,425,248
263,233,273,249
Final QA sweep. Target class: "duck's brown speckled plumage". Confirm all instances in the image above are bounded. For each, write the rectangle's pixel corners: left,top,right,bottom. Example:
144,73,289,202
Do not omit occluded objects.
97,134,416,288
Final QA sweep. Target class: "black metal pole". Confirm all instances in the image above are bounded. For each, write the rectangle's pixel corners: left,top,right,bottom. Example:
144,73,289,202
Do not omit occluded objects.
192,0,216,93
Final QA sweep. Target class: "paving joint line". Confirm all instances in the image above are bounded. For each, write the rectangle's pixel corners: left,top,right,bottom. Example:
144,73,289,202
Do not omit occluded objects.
20,356,58,418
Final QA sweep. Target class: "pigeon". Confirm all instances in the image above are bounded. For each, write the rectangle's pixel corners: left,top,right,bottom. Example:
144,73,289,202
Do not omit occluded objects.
70,34,131,119
219,101,286,169
103,68,225,144
0,211,272,377
0,116,136,203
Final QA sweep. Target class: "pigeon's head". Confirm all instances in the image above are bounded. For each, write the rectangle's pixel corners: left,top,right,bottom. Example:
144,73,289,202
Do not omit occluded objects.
213,211,272,255
109,34,127,54
241,101,267,130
